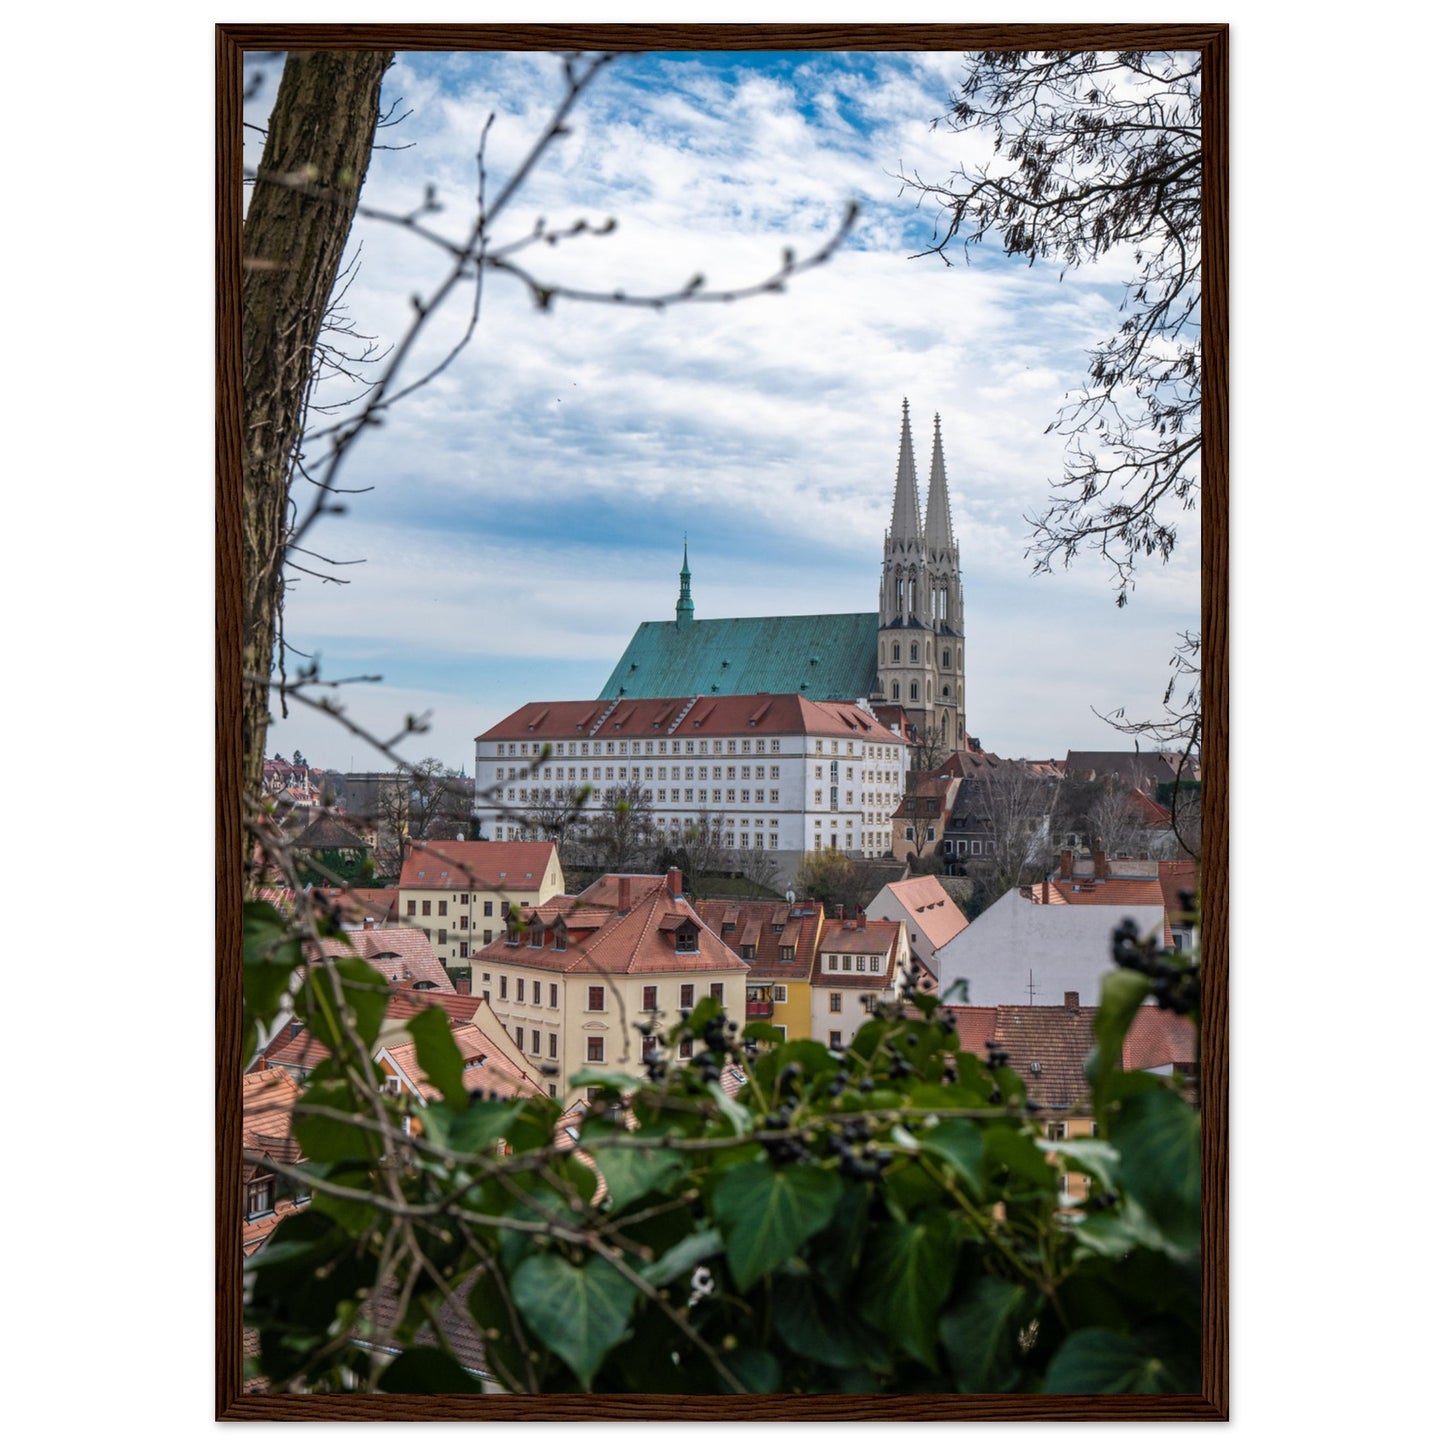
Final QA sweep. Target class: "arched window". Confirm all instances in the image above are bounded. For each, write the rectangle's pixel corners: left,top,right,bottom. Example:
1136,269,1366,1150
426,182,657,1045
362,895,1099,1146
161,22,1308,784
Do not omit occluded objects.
942,684,950,699
891,681,900,700
895,578,904,613
909,682,919,701
942,649,951,669
910,642,919,663
892,642,900,662
908,577,916,614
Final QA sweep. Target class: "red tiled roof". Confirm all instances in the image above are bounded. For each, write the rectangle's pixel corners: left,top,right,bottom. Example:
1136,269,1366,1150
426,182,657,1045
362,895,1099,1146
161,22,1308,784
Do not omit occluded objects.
811,918,905,987
944,1006,996,1057
1033,877,1167,909
314,886,400,925
317,926,456,993
1121,1006,1198,1072
474,873,749,977
873,876,969,952
382,1021,542,1102
243,1196,305,1256
259,1023,331,1072
947,1002,1197,1110
1158,860,1199,922
401,839,559,892
694,896,825,981
243,1066,301,1152
478,694,906,745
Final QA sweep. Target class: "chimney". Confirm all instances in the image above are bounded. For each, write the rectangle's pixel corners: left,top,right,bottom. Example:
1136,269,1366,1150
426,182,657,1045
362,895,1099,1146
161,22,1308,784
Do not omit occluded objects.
1059,848,1074,879
667,866,683,899
455,974,472,996
1093,846,1107,879
617,877,631,915
855,905,867,927
1065,991,1079,1014
835,904,845,920
363,916,375,931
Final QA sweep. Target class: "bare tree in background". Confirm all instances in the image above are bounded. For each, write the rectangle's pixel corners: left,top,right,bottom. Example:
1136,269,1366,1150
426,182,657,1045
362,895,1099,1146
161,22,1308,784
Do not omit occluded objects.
966,763,1057,908
905,50,1201,606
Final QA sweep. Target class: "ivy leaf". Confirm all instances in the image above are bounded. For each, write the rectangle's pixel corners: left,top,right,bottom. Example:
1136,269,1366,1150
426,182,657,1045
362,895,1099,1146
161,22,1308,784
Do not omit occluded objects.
377,1345,481,1393
1112,1087,1200,1251
712,1161,842,1291
857,1211,957,1368
1045,1136,1121,1195
591,1145,685,1212
405,1007,468,1112
468,1269,534,1392
984,1123,1058,1192
444,1097,524,1156
1042,1326,1194,1393
509,1253,638,1389
292,1081,384,1163
640,1227,722,1287
567,1068,639,1092
773,1276,890,1372
939,1275,1032,1391
301,953,390,1054
707,1081,752,1135
915,1118,986,1197
242,901,302,1054
1086,968,1153,1112
725,1347,781,1394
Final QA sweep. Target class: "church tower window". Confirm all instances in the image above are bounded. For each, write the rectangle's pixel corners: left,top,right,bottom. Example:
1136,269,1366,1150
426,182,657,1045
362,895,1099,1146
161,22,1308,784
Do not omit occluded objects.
910,642,919,663
891,682,900,700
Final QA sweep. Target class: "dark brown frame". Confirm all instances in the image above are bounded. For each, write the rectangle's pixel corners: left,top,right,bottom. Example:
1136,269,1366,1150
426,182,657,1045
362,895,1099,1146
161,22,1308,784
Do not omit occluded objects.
218,22,1227,1421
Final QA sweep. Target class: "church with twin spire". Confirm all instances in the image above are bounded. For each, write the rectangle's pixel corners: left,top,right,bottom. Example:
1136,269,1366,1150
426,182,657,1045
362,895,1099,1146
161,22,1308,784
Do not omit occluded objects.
598,399,968,753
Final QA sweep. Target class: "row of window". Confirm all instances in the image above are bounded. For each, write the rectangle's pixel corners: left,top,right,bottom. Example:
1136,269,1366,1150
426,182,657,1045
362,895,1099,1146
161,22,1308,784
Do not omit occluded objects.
826,992,878,1013
823,954,883,973
496,737,786,759
488,980,726,1014
407,898,500,918
885,639,954,668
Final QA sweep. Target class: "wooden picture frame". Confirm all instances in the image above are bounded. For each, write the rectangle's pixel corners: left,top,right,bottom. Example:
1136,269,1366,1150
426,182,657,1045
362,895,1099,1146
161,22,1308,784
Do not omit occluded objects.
218,22,1227,1421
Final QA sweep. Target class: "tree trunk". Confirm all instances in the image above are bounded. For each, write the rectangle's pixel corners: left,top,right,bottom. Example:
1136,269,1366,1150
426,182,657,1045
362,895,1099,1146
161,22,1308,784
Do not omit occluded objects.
241,50,392,824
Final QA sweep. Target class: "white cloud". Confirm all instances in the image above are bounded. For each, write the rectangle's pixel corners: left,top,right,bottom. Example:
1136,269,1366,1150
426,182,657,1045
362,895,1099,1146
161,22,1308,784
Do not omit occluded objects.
257,48,1201,773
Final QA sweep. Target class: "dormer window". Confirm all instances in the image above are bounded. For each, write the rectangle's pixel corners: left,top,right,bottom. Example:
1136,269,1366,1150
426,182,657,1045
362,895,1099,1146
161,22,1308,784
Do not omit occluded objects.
246,1176,275,1220
674,927,699,953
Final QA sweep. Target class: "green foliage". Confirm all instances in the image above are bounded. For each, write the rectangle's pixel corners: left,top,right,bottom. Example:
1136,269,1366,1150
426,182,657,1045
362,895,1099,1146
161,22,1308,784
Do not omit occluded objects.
245,932,1202,1395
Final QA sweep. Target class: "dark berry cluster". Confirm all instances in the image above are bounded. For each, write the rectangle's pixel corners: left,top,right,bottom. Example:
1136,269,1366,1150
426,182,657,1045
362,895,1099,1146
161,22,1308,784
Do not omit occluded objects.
1111,918,1200,1015
822,1120,892,1181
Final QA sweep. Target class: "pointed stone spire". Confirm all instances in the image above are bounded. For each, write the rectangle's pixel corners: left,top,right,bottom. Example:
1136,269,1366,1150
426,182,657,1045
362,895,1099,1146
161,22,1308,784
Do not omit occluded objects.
924,412,956,557
675,538,694,626
888,399,923,544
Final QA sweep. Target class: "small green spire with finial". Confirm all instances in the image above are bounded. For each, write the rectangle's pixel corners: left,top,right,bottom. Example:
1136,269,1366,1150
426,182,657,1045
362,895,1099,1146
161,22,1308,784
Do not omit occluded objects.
676,535,694,626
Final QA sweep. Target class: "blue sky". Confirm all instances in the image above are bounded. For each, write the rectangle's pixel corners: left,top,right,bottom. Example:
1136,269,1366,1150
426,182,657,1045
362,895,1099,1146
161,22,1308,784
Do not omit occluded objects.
249,48,1201,775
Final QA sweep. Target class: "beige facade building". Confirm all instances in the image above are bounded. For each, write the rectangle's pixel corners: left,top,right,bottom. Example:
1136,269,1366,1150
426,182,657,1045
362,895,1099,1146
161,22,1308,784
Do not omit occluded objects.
470,869,750,1103
398,839,565,972
810,912,909,1051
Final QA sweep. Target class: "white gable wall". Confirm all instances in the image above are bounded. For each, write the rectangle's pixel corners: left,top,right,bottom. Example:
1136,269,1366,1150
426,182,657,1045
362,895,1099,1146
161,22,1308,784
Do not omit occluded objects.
933,890,1167,1009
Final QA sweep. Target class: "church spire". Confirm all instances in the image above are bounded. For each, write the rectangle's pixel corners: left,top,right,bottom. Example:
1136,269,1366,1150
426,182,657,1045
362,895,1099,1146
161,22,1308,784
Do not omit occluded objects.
924,412,956,556
675,538,694,626
888,398,923,544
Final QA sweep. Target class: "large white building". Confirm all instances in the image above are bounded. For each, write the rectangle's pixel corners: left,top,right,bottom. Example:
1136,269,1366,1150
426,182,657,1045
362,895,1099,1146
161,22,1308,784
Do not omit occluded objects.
474,692,909,879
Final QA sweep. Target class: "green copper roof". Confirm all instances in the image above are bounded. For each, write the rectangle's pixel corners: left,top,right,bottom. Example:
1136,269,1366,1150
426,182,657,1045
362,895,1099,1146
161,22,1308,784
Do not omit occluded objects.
599,613,880,703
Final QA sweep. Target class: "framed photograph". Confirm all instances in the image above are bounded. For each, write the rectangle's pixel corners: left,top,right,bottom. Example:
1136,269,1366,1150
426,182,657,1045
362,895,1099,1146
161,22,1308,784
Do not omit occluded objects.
219,22,1226,1421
